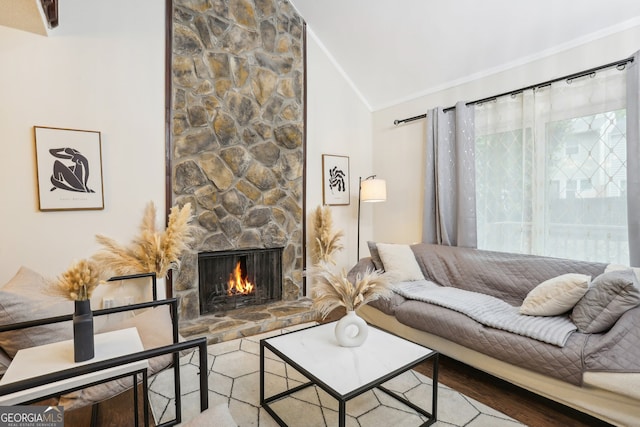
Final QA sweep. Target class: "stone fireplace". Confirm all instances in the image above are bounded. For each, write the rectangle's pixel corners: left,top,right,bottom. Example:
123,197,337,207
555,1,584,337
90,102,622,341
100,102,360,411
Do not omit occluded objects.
168,0,315,342
198,248,283,315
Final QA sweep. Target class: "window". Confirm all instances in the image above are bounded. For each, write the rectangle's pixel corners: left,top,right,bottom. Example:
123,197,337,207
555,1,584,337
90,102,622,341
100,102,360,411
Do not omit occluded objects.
565,139,579,156
474,67,629,264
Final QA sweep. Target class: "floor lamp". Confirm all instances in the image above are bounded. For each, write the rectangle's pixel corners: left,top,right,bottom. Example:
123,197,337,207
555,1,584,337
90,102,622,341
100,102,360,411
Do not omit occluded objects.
357,175,387,260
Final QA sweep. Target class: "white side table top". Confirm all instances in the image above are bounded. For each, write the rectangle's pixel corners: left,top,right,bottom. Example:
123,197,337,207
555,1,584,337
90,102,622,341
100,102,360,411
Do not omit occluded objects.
0,327,147,405
263,322,435,396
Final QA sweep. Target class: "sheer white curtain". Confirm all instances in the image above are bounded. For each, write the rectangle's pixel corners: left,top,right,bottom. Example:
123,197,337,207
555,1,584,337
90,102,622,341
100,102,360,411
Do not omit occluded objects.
475,64,631,264
422,101,476,247
627,51,640,266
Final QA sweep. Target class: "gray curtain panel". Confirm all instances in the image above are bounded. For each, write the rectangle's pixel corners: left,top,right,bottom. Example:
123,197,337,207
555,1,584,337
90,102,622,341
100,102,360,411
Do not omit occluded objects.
422,101,477,247
627,50,640,267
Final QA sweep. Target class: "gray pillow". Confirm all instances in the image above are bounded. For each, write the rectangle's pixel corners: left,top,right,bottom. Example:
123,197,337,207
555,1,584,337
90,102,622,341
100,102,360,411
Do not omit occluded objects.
571,269,640,333
0,267,76,359
367,241,384,271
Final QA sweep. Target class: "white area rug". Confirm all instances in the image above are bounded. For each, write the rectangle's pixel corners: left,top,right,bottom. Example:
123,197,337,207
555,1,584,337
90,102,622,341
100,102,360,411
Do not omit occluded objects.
149,323,524,426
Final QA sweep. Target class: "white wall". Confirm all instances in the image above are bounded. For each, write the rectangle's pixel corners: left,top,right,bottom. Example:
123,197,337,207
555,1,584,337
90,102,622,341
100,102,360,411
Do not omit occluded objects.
305,28,374,275
371,25,640,245
0,0,166,285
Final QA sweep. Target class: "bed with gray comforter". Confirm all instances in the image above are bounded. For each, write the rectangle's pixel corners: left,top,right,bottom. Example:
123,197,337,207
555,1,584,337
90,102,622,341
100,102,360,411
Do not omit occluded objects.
349,243,640,425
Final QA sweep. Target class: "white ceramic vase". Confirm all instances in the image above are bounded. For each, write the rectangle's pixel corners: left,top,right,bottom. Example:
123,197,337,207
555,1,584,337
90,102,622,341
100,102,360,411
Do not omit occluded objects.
334,310,368,347
155,275,167,300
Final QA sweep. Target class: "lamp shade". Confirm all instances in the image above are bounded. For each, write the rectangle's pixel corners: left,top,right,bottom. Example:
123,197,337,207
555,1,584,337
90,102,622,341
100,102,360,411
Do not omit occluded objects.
360,178,386,202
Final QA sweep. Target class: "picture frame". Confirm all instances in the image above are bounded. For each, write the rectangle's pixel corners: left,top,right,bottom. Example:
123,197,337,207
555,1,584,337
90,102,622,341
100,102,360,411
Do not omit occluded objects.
322,154,350,205
34,126,104,211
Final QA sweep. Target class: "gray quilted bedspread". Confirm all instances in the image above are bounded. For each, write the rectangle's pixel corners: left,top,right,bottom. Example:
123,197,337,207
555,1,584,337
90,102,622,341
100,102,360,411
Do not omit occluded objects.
394,281,577,346
353,244,640,385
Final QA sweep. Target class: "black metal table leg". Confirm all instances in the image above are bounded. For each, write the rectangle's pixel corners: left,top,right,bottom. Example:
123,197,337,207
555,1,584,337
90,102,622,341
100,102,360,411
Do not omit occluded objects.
260,341,265,405
143,369,149,427
432,353,438,423
133,372,139,427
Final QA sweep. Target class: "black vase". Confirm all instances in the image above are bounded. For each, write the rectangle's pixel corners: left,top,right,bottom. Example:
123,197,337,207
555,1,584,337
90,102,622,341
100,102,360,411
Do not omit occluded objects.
73,299,95,362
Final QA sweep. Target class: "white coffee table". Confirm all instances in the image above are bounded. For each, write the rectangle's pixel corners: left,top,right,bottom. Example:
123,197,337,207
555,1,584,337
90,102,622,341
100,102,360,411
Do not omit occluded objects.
260,322,438,427
0,327,149,426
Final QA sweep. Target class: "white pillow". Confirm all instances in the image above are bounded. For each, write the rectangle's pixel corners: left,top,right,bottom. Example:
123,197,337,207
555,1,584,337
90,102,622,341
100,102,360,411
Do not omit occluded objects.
376,243,425,282
520,273,591,316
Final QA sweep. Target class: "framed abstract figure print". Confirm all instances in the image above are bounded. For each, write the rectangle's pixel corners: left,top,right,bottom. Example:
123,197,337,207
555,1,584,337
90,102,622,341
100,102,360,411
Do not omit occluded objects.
34,126,104,211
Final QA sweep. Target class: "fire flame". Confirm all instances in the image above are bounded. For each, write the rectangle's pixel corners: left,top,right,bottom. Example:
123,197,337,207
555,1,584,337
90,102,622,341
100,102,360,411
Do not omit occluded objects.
227,261,255,296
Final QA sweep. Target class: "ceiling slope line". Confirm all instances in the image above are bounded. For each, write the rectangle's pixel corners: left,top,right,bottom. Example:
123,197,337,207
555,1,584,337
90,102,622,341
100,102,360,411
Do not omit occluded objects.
305,25,373,112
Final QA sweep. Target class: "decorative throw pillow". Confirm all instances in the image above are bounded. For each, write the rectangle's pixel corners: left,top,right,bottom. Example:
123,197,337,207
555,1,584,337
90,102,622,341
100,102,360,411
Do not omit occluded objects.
367,241,385,271
519,273,591,316
605,263,640,281
1,266,50,295
571,269,640,334
376,243,425,282
0,267,74,358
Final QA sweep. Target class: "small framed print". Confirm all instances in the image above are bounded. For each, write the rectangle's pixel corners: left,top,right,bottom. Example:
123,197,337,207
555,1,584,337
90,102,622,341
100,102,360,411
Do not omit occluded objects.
34,126,104,211
322,154,350,205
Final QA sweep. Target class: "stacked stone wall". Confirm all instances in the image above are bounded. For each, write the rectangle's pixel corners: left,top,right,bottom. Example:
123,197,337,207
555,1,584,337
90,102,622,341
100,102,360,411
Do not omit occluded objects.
170,0,304,320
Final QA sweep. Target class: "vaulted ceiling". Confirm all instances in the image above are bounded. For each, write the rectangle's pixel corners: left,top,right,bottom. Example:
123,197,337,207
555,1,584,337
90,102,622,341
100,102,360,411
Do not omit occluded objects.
4,1,639,110
289,0,640,110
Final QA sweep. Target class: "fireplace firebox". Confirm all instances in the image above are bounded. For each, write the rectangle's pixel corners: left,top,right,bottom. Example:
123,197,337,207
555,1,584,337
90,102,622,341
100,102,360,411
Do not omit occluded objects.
198,248,283,315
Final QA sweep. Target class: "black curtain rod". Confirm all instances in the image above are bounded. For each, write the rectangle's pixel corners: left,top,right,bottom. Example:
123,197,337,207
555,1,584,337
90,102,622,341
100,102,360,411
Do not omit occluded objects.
393,55,635,126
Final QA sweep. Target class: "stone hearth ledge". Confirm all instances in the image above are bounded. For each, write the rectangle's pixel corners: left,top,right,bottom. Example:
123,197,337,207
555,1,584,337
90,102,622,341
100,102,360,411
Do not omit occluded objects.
178,298,317,344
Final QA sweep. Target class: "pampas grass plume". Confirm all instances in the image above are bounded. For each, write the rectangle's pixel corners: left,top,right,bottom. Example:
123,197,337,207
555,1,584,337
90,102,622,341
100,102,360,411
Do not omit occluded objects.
54,258,103,301
93,201,195,278
311,205,344,265
311,264,392,319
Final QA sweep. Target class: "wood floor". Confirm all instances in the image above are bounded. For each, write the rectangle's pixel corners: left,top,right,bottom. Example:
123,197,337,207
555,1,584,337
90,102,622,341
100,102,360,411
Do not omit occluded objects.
62,311,613,427
414,356,611,427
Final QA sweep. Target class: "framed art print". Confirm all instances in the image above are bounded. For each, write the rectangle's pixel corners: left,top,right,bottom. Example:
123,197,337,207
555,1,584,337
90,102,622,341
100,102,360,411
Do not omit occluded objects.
322,154,350,205
34,126,104,211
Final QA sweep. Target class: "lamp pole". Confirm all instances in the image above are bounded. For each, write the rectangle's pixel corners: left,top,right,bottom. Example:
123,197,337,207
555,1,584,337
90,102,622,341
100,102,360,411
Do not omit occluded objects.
357,176,362,261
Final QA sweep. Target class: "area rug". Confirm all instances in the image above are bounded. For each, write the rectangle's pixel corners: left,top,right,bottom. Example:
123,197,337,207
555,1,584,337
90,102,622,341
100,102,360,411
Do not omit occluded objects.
148,323,524,426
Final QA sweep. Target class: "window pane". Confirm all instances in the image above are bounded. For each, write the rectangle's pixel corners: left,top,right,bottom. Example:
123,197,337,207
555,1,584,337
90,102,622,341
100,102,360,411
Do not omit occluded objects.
476,109,629,264
545,110,629,263
476,129,533,253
